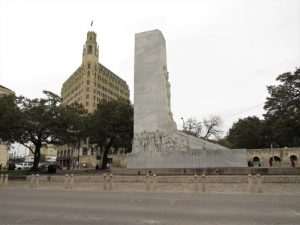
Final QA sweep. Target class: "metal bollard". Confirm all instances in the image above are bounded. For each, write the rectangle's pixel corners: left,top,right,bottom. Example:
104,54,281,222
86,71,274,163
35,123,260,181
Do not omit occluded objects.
4,174,8,186
248,174,254,193
194,174,199,192
256,174,263,193
201,174,206,192
103,174,107,190
35,174,40,188
146,173,150,191
0,174,4,187
64,174,69,189
109,174,113,191
70,174,74,189
153,174,157,191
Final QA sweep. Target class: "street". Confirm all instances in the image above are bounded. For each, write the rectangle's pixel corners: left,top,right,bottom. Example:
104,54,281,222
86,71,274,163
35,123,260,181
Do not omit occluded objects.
0,188,300,225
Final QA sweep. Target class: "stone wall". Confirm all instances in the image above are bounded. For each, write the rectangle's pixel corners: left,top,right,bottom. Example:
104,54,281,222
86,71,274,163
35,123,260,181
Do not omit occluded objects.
128,149,246,168
113,167,300,175
79,155,99,168
111,154,127,168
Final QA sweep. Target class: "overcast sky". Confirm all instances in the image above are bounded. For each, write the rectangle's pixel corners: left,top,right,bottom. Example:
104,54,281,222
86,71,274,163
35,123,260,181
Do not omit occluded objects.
1,0,300,138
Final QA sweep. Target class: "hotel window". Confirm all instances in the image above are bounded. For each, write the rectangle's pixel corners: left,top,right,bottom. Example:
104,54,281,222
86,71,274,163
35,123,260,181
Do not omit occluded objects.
82,148,88,156
88,45,92,54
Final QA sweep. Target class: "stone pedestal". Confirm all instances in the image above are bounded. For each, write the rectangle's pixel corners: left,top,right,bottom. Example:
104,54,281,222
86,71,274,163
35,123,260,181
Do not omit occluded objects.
128,148,246,168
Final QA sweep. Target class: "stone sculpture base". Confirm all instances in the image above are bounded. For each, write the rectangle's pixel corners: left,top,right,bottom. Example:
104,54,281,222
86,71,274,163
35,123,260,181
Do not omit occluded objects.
127,149,247,168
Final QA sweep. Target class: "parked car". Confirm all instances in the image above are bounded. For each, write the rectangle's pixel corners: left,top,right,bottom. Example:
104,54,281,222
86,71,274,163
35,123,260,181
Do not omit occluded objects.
15,162,33,170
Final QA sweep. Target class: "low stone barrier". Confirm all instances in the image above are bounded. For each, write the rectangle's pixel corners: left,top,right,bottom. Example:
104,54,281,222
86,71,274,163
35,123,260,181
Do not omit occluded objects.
13,173,296,194
248,174,264,193
0,174,4,186
63,174,75,189
152,174,157,191
248,174,254,193
4,174,8,186
112,167,300,175
145,173,150,191
28,174,40,189
193,174,199,192
36,174,40,188
109,174,113,191
142,173,208,193
24,174,300,183
202,174,206,192
0,173,8,187
0,174,8,187
256,174,263,193
103,174,107,190
6,173,300,193
102,174,113,191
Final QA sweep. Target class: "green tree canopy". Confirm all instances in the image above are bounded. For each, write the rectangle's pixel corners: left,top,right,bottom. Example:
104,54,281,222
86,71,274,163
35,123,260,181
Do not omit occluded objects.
0,91,88,170
226,67,300,149
87,99,133,170
264,68,300,147
227,116,266,149
0,94,22,141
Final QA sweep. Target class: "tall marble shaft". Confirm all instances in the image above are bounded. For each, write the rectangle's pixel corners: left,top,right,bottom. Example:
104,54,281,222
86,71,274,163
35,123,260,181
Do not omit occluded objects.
134,30,177,134
128,29,247,168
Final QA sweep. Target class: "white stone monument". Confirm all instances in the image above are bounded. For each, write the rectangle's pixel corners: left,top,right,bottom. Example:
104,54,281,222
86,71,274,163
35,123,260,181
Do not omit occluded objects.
127,29,246,168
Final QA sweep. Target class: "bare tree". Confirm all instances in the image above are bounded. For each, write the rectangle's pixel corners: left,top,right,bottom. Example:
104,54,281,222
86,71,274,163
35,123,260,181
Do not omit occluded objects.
182,117,202,137
202,115,223,140
182,115,223,140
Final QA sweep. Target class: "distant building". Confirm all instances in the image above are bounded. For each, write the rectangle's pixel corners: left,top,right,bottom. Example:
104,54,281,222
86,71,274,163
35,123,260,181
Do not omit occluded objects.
0,84,15,167
57,30,130,168
61,31,130,113
0,84,15,96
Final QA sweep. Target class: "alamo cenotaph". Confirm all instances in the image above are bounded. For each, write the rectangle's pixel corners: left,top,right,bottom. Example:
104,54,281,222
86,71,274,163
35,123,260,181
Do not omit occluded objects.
127,29,246,168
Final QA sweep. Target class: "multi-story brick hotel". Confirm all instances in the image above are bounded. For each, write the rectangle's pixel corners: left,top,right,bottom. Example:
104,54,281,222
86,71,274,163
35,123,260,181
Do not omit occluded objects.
58,30,130,168
61,31,130,113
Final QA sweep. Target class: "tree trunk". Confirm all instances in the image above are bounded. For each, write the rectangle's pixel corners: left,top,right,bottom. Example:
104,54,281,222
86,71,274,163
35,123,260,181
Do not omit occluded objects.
32,144,41,171
100,139,113,170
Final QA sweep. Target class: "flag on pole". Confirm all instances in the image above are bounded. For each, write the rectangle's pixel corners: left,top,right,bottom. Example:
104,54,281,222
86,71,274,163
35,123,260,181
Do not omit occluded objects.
91,20,93,27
